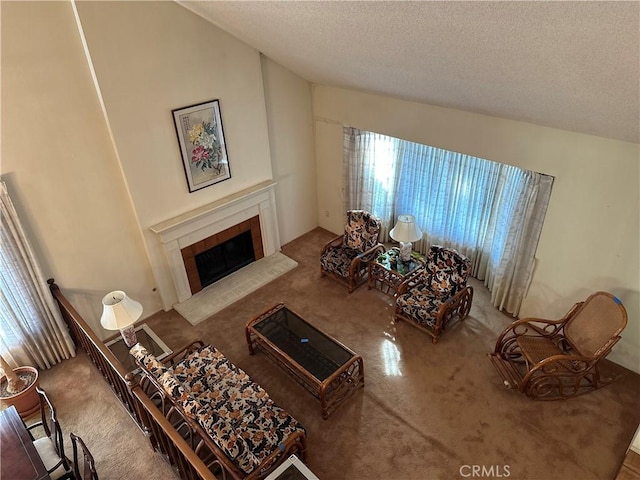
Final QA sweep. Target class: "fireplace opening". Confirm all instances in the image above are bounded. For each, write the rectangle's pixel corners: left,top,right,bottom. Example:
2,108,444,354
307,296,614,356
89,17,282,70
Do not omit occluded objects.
195,230,256,289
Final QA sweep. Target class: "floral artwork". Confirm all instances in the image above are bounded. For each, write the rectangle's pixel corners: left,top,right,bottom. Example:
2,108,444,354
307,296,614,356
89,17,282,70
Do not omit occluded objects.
172,100,231,192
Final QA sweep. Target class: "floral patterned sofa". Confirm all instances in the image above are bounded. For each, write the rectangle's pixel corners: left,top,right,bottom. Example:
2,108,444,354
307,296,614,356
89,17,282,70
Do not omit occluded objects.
130,341,306,479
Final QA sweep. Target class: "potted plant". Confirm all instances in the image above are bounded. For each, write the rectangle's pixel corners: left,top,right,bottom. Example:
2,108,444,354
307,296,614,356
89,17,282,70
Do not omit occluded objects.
0,353,40,418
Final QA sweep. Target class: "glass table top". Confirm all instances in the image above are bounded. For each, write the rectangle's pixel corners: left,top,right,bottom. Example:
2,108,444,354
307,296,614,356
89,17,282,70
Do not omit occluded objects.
375,247,424,276
252,307,354,382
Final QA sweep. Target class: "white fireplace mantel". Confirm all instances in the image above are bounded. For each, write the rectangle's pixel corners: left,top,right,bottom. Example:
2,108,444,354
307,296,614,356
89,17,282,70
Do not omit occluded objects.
150,181,280,303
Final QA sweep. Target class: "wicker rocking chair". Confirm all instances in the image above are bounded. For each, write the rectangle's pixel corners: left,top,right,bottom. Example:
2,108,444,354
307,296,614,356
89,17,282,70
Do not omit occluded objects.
488,291,628,400
320,210,385,293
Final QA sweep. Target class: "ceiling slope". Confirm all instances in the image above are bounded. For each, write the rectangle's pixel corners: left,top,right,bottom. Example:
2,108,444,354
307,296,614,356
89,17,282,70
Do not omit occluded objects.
179,1,640,144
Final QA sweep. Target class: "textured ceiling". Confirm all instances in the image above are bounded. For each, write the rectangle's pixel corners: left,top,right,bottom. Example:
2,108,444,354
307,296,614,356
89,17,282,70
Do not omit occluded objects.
179,1,640,143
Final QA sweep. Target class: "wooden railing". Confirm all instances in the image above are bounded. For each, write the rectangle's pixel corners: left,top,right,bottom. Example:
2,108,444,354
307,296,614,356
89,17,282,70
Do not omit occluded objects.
48,279,216,480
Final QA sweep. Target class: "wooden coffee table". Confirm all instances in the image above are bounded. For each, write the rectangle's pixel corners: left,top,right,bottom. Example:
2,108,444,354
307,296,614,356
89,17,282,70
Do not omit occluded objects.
245,303,364,419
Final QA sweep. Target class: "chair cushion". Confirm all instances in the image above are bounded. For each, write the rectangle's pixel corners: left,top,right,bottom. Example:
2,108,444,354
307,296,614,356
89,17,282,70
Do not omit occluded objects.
396,286,451,328
33,437,69,480
422,245,471,295
320,245,360,278
343,210,380,251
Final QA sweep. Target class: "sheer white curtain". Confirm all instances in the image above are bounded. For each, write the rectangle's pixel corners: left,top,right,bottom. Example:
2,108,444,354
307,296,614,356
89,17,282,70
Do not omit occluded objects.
343,127,401,240
343,127,553,316
0,182,75,369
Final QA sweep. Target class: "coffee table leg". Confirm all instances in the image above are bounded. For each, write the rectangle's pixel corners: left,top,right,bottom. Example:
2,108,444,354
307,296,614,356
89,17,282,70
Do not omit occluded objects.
245,326,256,355
319,356,365,419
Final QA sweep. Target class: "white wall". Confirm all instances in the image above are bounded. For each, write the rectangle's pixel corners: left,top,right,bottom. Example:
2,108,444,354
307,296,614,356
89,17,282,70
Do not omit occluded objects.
1,1,160,338
261,56,317,245
313,85,640,373
74,1,276,309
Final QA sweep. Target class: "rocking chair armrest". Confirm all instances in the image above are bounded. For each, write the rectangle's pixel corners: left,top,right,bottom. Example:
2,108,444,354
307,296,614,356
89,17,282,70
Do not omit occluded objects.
320,234,345,255
509,300,583,333
525,353,595,379
493,317,567,353
500,316,567,337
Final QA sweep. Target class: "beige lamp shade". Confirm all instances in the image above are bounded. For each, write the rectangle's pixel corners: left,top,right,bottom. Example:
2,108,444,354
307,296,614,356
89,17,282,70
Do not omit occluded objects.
390,215,422,243
100,291,143,331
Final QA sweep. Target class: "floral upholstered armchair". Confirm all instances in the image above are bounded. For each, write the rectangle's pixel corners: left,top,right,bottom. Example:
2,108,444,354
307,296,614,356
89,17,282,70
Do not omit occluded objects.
394,245,474,343
320,210,385,293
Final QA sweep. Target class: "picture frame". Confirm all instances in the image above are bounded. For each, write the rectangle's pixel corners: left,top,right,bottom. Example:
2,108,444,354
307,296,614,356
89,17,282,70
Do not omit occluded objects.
172,99,231,192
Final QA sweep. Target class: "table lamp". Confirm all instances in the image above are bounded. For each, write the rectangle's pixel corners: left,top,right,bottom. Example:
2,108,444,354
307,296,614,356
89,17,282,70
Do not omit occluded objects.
100,291,142,348
390,214,422,262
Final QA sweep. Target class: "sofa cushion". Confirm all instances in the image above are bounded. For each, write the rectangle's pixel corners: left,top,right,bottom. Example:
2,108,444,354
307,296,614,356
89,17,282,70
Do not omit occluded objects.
236,403,306,464
185,396,261,474
129,343,196,418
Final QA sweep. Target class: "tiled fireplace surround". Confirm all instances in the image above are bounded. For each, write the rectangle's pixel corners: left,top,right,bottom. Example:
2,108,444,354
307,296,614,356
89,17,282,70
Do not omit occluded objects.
150,181,280,304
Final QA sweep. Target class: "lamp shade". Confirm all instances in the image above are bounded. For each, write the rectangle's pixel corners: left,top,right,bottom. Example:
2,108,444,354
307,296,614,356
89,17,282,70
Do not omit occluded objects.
389,215,423,243
100,291,143,331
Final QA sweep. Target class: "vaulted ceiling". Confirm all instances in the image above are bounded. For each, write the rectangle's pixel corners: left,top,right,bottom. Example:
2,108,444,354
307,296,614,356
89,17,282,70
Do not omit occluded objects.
179,1,640,144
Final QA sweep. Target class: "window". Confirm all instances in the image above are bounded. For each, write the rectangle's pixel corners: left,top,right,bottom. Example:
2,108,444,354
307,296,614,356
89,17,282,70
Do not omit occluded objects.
343,127,553,315
0,181,74,368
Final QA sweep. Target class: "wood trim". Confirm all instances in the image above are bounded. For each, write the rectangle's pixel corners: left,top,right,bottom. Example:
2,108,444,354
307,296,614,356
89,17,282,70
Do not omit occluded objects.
181,215,264,295
48,279,217,480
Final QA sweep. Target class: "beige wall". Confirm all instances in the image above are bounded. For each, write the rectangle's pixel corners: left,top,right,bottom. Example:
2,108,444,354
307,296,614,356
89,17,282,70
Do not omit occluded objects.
313,85,640,373
74,1,277,309
2,1,318,333
261,56,318,244
1,1,160,338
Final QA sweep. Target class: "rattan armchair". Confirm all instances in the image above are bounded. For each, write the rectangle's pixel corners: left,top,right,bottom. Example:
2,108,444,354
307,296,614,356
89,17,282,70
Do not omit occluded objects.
394,245,474,344
320,210,385,293
488,291,628,400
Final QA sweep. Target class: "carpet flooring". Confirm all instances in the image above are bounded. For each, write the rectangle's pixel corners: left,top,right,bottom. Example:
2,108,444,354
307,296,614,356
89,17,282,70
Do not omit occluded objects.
36,227,640,480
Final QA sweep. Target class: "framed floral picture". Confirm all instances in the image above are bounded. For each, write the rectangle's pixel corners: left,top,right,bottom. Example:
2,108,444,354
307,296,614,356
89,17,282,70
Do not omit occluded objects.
172,100,231,192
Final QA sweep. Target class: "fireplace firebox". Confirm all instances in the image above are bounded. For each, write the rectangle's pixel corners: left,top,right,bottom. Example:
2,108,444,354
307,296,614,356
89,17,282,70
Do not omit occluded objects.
195,230,255,289
181,216,264,295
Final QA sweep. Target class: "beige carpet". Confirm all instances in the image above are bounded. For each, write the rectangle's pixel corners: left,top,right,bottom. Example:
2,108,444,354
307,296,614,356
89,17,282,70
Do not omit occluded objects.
174,251,298,325
33,228,640,480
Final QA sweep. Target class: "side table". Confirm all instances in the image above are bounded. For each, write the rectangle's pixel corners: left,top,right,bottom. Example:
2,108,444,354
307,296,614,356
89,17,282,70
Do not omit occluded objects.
105,323,172,372
368,247,425,297
265,454,320,480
